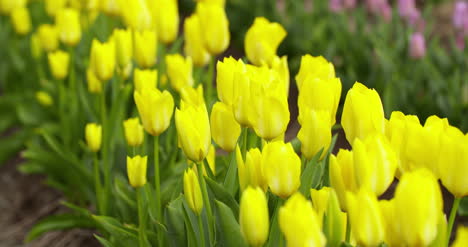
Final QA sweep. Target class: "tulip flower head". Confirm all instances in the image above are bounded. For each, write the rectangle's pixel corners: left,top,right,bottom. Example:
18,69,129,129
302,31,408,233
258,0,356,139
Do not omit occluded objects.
165,54,194,93
297,110,332,160
183,166,203,214
196,2,230,55
329,149,357,210
409,32,426,59
127,155,147,188
38,24,59,52
85,123,102,152
36,91,53,106
236,146,267,192
90,38,116,82
45,0,67,17
123,118,144,147
452,226,468,247
152,0,179,44
0,0,26,15
86,67,102,93
11,7,31,35
55,8,81,46
239,187,269,247
210,101,241,152
48,50,70,80
134,30,157,68
134,88,174,137
113,28,133,70
295,55,335,90
184,14,211,67
133,68,157,93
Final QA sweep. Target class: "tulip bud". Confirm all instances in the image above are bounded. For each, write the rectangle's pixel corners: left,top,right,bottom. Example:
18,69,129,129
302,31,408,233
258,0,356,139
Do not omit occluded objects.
152,0,179,44
134,30,157,68
236,146,267,192
165,54,194,93
120,0,152,31
263,141,301,198
341,82,385,144
196,2,230,55
329,149,357,210
55,8,81,46
210,102,241,152
184,14,211,67
297,110,332,160
175,99,211,162
452,226,468,247
37,24,59,52
123,118,144,147
86,67,102,94
239,187,269,247
113,28,133,69
30,34,42,59
295,55,335,90
180,84,205,107
310,187,332,225
346,189,385,247
279,193,326,247
127,155,147,188
45,0,67,17
409,32,426,59
183,166,203,214
90,39,116,82
271,56,290,95
36,91,53,106
216,56,248,107
85,123,102,152
48,50,70,80
134,68,157,93
0,0,26,15
134,88,174,137
100,0,120,16
11,7,31,35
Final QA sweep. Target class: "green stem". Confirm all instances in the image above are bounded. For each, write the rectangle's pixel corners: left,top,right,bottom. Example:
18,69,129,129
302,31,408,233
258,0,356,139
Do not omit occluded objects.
197,215,206,247
137,187,147,247
197,162,214,245
100,91,109,215
157,44,166,89
153,135,163,246
93,152,102,214
301,155,307,172
206,57,215,106
345,212,351,243
447,197,461,247
241,128,248,159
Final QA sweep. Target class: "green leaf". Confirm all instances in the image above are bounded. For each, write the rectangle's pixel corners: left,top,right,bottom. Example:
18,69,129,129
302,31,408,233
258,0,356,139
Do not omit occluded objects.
214,200,247,247
165,195,187,247
18,161,44,174
458,197,468,216
182,200,200,247
25,214,95,242
94,234,114,247
61,201,92,216
0,129,29,166
222,151,239,196
206,176,239,218
299,149,323,196
92,215,138,239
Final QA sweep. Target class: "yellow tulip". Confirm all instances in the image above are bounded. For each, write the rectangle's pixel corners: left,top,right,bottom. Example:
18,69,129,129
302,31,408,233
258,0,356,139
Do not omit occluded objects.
216,56,248,107
134,30,157,68
48,50,70,80
120,0,152,31
86,67,102,93
123,118,144,147
134,88,174,136
100,0,120,16
127,155,147,188
133,68,157,93
346,189,385,247
45,0,67,17
239,186,269,247
55,8,81,46
11,7,31,35
36,91,53,106
236,146,267,192
352,134,397,196
37,24,59,52
204,144,216,175
295,55,335,90
183,14,210,67
152,0,179,44
30,34,42,59
452,226,468,247
297,77,342,126
329,149,357,210
244,17,287,66
210,101,241,152
195,0,225,6
271,56,290,95
438,126,468,198
341,82,385,144
392,168,443,246
310,187,332,225
196,2,230,55
297,110,332,160
279,192,326,247
113,28,133,69
263,141,301,198
90,39,116,82
0,0,25,15
180,84,205,107
165,54,194,93
85,123,102,152
183,166,203,215
175,99,211,162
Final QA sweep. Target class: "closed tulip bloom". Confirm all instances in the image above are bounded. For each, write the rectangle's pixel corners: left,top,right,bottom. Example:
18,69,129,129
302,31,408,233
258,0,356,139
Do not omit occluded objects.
409,32,426,59
205,145,216,175
37,24,59,52
438,126,468,198
245,17,287,66
392,169,443,246
48,50,70,80
175,100,211,162
216,56,248,107
239,187,269,247
100,0,120,16
341,82,385,144
120,0,152,31
133,69,157,93
298,110,332,160
329,149,357,210
36,91,53,106
113,28,133,69
210,102,241,152
279,193,326,247
0,0,26,15
295,55,335,90
127,155,147,188
85,123,102,152
352,134,397,196
152,0,179,44
310,187,333,225
180,84,205,107
134,88,174,136
90,39,116,82
263,141,301,198
45,0,67,17
271,56,290,95
236,146,267,192
11,7,31,35
196,2,230,55
346,189,385,247
30,34,42,59
56,8,81,46
165,54,194,93
134,30,157,68
183,166,203,214
123,118,144,147
86,67,102,93
452,226,468,247
184,14,210,67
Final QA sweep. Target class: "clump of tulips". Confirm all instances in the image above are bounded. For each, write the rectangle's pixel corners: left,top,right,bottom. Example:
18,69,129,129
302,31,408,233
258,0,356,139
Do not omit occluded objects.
0,0,468,247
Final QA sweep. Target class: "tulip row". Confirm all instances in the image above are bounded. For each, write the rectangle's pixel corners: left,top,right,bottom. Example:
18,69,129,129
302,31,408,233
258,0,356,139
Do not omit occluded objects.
0,0,467,247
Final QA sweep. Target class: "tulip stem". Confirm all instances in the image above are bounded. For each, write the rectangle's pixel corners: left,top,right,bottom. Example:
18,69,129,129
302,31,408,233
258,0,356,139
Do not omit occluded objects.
93,153,102,214
153,135,163,246
345,213,351,243
197,215,206,247
137,187,147,247
197,162,214,245
241,128,248,159
206,57,215,107
447,197,461,246
100,90,109,215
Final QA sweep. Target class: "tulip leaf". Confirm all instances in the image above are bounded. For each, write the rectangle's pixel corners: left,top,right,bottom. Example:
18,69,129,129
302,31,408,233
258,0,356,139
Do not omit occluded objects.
182,200,201,247
206,176,240,217
222,151,239,196
266,198,284,247
323,191,345,247
0,129,29,166
94,234,113,247
165,195,187,247
457,197,468,216
299,149,323,196
25,214,96,242
214,200,247,247
92,215,138,240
